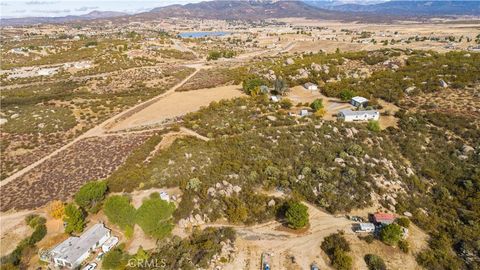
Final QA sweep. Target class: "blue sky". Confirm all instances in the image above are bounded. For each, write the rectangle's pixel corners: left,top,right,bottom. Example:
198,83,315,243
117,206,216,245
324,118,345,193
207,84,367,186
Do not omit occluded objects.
0,0,204,18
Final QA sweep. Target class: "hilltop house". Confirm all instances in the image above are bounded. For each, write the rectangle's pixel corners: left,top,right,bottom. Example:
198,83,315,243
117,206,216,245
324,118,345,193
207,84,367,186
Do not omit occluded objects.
338,109,379,122
350,96,369,108
304,82,318,91
372,213,395,225
50,223,110,269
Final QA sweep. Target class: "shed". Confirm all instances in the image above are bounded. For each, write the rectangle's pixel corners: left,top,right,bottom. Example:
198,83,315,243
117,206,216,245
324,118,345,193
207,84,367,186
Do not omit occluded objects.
102,236,119,253
350,96,368,107
304,82,318,91
337,109,379,122
300,109,309,117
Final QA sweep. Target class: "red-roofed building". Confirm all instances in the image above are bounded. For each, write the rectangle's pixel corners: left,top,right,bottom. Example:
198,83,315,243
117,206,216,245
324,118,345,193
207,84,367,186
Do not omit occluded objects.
372,213,395,225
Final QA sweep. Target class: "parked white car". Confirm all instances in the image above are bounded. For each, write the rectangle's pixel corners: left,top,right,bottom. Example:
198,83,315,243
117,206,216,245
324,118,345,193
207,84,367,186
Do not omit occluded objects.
82,262,97,270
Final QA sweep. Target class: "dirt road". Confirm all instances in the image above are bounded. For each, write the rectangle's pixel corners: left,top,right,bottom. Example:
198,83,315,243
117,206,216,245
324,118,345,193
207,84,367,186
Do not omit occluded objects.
0,67,200,188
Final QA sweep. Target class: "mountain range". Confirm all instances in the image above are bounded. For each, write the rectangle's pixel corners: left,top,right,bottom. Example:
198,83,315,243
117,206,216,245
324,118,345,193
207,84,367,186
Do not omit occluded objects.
1,0,479,26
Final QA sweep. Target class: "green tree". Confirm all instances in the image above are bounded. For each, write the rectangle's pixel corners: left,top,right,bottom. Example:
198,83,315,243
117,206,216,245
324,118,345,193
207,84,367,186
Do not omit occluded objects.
136,197,175,239
102,248,129,269
63,203,85,234
310,98,324,112
104,195,136,230
380,223,403,246
74,180,107,212
364,254,387,270
285,201,309,229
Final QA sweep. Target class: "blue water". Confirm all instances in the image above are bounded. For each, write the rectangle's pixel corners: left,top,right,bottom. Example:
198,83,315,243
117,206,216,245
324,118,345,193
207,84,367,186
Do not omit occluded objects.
178,31,230,38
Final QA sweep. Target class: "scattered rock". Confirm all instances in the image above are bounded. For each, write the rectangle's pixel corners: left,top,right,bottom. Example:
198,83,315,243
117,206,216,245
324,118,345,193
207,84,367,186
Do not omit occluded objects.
404,211,413,217
285,58,294,65
268,199,276,207
0,118,7,125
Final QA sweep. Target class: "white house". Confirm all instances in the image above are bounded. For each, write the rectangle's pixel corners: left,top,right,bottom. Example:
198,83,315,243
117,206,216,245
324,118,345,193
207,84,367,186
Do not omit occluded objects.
355,223,375,233
159,191,170,202
101,236,119,253
304,82,318,91
338,109,379,122
270,96,279,103
350,96,369,108
50,223,110,269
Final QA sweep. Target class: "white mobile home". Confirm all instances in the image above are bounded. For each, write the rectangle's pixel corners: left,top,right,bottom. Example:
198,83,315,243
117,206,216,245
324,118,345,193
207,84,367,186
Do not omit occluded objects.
102,236,119,253
338,109,379,122
50,223,110,269
355,223,376,233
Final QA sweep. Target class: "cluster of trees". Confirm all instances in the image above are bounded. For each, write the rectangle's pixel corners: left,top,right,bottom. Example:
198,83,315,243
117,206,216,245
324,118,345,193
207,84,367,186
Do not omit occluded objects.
364,254,387,270
0,215,47,268
101,227,235,269
321,232,353,270
284,201,309,229
104,192,175,240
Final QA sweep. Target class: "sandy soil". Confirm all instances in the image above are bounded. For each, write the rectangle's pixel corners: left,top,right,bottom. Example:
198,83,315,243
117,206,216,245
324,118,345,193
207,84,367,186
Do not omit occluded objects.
286,86,352,120
109,84,245,132
0,209,34,256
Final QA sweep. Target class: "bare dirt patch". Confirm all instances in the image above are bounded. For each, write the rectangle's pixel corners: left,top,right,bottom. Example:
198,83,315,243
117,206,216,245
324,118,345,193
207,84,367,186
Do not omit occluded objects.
109,85,245,132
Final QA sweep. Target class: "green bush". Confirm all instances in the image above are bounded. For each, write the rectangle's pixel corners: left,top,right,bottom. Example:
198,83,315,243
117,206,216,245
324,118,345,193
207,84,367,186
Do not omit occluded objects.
102,248,129,269
280,98,293,109
104,195,136,230
285,201,309,229
395,217,410,228
332,249,353,270
367,121,381,132
364,254,387,270
310,99,324,112
135,196,175,239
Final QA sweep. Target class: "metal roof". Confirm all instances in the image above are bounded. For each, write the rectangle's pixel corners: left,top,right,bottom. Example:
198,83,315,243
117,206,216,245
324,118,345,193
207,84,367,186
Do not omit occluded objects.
351,96,368,103
339,109,378,116
51,223,110,264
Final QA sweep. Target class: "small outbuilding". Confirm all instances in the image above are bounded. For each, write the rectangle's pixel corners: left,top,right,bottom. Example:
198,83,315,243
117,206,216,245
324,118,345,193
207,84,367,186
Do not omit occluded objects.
270,96,280,102
300,109,309,117
304,82,318,91
355,223,376,233
350,96,369,108
102,236,119,253
338,109,379,122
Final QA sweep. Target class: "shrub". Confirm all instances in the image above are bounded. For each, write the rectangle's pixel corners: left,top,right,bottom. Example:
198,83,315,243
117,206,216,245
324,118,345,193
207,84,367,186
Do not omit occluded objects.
396,217,410,228
224,196,248,224
242,77,266,95
332,249,353,270
367,121,381,132
285,201,309,229
74,180,107,212
280,98,293,109
102,248,129,269
63,203,85,234
398,240,410,253
380,223,403,246
104,195,136,230
340,89,354,101
135,197,175,239
48,200,65,219
321,232,351,256
364,254,387,270
310,99,324,112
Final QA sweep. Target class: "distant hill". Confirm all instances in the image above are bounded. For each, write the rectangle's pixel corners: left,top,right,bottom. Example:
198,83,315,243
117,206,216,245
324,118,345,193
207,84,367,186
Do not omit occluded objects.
304,0,480,16
0,10,127,26
143,0,344,20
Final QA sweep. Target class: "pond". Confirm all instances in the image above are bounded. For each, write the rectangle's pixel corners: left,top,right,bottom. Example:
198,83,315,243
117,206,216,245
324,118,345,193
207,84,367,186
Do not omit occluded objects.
178,31,230,38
